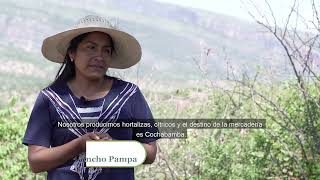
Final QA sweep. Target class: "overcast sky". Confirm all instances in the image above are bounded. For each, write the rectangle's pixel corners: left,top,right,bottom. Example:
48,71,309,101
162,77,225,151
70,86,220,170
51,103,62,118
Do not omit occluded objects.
155,0,315,30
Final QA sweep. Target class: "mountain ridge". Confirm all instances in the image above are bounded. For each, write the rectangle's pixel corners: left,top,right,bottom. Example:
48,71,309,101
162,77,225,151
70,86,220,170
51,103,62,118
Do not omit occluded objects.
0,0,286,87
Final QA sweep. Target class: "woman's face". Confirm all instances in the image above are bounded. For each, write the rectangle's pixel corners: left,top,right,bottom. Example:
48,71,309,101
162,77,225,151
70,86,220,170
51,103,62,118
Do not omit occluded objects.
69,32,113,80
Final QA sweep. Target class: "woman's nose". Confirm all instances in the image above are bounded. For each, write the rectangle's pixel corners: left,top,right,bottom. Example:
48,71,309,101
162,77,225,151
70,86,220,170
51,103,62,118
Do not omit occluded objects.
95,48,105,59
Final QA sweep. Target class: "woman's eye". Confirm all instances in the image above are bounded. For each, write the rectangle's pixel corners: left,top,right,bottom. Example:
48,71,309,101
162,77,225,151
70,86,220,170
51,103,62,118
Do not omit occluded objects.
87,45,95,50
104,48,112,55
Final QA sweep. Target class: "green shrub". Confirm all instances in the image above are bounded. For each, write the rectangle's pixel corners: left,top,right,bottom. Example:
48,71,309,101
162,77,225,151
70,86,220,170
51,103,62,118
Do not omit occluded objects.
0,97,46,180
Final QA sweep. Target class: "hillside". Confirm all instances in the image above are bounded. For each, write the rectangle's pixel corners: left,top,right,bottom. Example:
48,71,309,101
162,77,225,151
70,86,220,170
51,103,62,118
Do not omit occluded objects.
0,0,287,95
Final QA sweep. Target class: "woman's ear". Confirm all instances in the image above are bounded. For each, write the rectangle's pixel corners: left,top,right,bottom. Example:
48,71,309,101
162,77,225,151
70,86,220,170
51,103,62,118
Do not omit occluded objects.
68,51,75,62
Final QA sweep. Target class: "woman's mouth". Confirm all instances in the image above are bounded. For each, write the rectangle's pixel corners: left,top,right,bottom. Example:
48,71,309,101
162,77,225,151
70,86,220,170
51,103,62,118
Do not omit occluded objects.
88,64,105,70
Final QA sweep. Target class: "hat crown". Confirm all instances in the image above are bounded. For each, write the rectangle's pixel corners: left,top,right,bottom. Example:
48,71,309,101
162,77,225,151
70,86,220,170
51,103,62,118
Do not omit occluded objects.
74,15,118,29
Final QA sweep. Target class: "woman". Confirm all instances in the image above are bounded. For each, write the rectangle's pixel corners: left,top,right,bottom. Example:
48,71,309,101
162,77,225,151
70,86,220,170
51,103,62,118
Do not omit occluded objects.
22,15,159,180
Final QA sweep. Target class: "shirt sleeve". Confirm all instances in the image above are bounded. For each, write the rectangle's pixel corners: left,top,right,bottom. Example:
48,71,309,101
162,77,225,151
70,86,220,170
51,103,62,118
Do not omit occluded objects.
131,87,160,143
22,91,52,147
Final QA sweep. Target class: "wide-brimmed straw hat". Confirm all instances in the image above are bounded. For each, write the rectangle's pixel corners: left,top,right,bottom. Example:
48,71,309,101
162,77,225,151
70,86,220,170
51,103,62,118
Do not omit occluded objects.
41,15,141,69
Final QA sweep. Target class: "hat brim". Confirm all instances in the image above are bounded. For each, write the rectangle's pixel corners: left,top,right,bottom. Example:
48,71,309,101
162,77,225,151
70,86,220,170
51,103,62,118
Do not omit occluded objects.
41,27,141,69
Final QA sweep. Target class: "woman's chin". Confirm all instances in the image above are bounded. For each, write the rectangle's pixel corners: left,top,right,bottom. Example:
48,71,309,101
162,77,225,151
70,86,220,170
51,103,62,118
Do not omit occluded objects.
85,73,106,80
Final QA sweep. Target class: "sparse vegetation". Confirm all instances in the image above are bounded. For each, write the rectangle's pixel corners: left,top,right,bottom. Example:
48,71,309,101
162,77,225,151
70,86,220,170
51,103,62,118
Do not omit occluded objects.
1,82,319,179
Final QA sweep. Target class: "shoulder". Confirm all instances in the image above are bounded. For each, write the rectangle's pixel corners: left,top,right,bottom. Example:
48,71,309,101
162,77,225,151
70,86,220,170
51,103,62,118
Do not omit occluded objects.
111,76,140,94
39,79,69,100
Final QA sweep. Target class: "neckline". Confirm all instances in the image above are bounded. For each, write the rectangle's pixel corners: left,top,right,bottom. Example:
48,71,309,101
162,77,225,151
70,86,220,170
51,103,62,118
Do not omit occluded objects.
65,76,117,104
